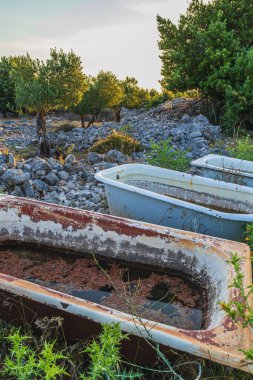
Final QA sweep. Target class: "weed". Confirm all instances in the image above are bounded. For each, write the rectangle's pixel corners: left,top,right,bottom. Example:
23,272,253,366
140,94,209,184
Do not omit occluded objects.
81,323,142,380
37,341,68,380
1,330,37,380
229,136,253,161
220,252,253,360
1,329,68,380
146,138,190,172
244,224,253,253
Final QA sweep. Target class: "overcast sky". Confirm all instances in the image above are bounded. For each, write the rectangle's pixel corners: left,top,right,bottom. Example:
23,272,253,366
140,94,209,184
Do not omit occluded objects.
0,0,190,89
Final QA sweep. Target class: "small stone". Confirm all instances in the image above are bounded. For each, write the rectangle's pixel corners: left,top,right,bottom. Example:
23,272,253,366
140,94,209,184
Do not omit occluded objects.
87,152,101,164
104,149,127,164
23,164,31,172
66,181,76,190
11,185,24,197
0,164,7,175
23,180,35,198
0,154,7,163
32,179,49,192
188,130,203,139
181,114,191,122
35,169,46,179
16,161,24,169
84,200,95,210
57,170,69,181
32,158,52,173
2,169,30,186
45,172,59,186
81,190,92,199
63,163,73,171
52,163,63,171
8,153,16,168
65,154,76,164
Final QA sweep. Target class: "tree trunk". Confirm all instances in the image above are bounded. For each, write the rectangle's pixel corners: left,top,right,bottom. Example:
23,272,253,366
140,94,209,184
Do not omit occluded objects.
114,107,121,122
80,114,85,128
36,110,52,157
87,114,95,127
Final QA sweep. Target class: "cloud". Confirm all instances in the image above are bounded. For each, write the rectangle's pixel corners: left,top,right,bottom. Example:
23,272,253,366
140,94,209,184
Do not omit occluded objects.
0,0,189,88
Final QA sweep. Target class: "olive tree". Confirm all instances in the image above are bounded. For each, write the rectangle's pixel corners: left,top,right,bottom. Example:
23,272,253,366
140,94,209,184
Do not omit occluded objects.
72,71,123,127
13,49,85,156
92,71,123,124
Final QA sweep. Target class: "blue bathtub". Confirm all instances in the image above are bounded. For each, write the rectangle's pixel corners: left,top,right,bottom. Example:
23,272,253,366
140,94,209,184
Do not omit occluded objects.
95,164,253,241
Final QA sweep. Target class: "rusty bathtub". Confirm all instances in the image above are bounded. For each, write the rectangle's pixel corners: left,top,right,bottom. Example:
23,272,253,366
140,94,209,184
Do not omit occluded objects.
0,195,252,372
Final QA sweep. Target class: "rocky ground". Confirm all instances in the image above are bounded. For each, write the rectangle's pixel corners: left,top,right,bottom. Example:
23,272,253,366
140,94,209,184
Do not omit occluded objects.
0,99,223,213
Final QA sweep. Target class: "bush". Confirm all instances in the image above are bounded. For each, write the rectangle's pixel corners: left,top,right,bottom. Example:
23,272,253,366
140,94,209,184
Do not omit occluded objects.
90,131,142,155
146,139,190,172
229,136,253,161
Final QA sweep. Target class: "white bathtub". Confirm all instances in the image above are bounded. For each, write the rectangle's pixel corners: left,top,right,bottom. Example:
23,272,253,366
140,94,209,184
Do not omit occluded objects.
95,164,253,241
191,154,253,187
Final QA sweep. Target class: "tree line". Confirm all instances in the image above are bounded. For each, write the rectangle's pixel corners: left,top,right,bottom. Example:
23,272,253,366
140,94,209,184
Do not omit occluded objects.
0,49,168,156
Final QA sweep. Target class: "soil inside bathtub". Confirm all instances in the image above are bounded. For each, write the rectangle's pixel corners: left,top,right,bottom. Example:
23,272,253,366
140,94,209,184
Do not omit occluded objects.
125,180,252,214
0,247,206,330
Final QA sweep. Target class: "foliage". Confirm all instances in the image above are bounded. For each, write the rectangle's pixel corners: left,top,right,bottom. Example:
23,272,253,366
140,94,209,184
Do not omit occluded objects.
119,77,150,109
0,56,16,115
220,252,253,360
11,48,86,156
1,330,67,380
72,74,170,124
157,0,253,132
244,224,253,253
228,136,253,161
90,131,142,155
72,71,124,126
146,139,190,172
147,90,169,109
37,341,68,380
13,48,86,114
81,323,142,380
1,331,37,380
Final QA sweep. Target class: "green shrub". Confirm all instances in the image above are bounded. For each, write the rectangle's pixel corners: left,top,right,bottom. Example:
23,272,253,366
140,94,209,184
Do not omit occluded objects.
146,139,190,172
81,323,142,380
244,223,253,253
1,330,67,380
220,253,253,360
90,131,142,155
228,136,253,161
